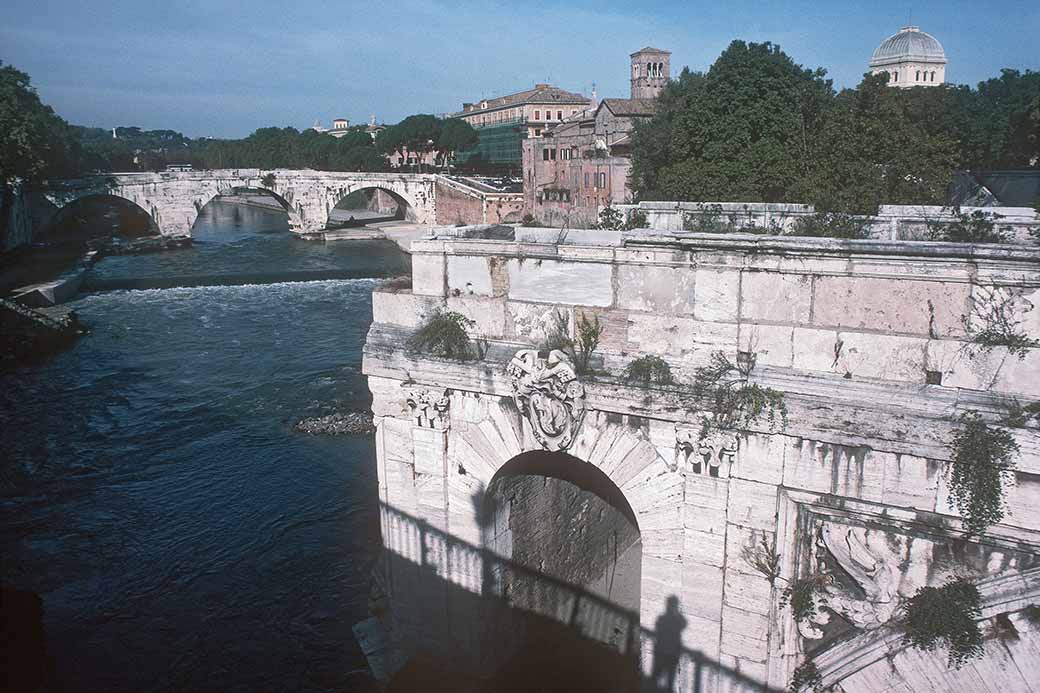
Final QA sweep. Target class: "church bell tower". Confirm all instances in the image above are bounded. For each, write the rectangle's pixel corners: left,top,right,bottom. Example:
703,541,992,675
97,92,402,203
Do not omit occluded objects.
630,47,671,99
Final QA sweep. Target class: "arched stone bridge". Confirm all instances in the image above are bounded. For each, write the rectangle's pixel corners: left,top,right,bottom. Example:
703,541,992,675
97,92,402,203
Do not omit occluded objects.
35,169,438,236
360,227,1040,691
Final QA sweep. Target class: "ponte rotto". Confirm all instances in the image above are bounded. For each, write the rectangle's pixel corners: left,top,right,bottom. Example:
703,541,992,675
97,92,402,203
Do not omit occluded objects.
359,227,1040,691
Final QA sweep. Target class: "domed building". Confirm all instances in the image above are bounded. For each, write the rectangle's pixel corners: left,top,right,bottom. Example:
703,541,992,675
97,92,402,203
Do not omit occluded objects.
869,25,947,88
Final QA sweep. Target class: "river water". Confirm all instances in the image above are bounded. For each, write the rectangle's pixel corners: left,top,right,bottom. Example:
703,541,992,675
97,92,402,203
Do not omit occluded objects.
0,202,410,691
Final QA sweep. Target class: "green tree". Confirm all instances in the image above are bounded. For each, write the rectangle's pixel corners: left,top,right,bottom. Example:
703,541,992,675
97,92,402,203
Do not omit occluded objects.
799,73,958,212
0,62,79,181
378,114,442,171
437,118,479,169
634,41,833,203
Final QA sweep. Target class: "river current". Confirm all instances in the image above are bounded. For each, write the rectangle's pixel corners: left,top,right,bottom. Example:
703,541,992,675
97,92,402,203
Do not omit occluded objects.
1,202,410,691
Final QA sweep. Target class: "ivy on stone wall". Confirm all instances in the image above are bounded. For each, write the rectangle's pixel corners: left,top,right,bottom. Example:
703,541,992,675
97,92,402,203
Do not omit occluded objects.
693,351,787,438
903,577,984,668
788,658,823,693
947,412,1019,535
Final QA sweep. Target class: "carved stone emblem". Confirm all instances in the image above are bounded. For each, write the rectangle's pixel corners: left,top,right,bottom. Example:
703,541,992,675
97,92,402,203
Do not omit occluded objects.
406,388,451,429
507,349,585,451
676,426,737,477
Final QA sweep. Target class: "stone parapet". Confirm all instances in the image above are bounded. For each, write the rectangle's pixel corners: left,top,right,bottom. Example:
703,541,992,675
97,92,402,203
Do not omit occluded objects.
362,227,1040,691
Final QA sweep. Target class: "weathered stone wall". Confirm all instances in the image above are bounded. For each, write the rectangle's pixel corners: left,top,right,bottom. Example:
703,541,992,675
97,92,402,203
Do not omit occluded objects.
363,228,1040,691
616,201,1040,243
434,178,524,226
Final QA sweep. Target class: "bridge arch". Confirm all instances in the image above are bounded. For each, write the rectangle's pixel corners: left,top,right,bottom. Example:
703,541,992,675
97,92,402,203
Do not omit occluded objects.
190,187,300,236
328,185,417,225
38,193,159,243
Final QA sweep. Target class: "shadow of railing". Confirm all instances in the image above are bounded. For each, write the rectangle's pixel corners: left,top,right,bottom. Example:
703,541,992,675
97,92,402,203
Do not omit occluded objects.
375,502,781,693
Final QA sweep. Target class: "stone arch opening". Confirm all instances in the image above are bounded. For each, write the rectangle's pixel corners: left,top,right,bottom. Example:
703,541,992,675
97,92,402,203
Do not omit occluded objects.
329,186,416,227
39,194,159,245
478,450,642,691
191,187,294,239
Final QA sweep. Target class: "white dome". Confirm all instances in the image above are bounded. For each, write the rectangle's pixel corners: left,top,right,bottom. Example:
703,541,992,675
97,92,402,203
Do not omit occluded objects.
870,26,947,66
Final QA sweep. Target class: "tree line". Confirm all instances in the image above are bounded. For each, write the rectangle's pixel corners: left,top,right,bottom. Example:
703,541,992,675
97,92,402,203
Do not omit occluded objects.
0,62,479,181
631,41,1040,213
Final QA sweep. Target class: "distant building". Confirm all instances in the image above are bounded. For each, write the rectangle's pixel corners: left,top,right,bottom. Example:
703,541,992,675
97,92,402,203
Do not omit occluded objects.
451,84,595,171
311,120,328,133
869,25,947,88
328,118,352,138
522,47,669,226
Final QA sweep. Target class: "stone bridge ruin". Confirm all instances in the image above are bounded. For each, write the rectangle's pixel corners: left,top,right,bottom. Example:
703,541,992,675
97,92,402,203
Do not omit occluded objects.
360,227,1040,691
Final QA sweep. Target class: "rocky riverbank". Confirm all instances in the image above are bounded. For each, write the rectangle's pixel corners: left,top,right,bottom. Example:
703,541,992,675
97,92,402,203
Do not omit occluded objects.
293,411,375,436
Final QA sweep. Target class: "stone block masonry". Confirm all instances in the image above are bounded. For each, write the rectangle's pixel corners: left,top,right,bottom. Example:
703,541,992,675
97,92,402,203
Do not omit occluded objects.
363,227,1040,691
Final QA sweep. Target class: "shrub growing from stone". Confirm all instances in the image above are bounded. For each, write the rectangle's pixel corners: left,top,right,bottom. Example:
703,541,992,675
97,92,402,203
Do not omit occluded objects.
407,311,474,360
903,577,984,668
623,354,674,385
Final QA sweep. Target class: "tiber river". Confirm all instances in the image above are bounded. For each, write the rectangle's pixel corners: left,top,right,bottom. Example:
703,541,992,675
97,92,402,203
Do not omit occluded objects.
1,201,410,691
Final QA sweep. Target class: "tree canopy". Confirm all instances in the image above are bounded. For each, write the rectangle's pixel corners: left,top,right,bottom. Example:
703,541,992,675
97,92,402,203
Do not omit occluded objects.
631,41,1038,212
0,62,79,181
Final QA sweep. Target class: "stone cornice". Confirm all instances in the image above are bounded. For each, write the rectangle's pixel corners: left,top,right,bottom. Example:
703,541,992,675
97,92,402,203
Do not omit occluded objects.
362,324,1027,461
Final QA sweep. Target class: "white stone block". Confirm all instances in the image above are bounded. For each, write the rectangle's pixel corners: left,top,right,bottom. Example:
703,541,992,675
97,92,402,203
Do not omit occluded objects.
731,433,786,486
412,253,446,296
447,255,493,296
740,272,812,324
683,527,727,569
412,426,447,476
835,331,927,382
372,291,443,328
684,475,730,536
681,560,725,622
719,605,769,663
616,265,696,314
789,325,843,375
693,268,741,322
739,324,794,368
725,479,779,531
781,438,885,503
445,295,507,338
722,566,772,616
880,453,941,511
812,276,969,337
507,258,614,306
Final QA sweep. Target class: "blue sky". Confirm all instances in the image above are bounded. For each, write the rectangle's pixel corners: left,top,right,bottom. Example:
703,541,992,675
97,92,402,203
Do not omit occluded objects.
2,0,1037,138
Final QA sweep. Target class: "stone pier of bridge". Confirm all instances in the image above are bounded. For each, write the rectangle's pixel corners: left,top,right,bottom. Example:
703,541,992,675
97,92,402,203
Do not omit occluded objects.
360,226,1040,692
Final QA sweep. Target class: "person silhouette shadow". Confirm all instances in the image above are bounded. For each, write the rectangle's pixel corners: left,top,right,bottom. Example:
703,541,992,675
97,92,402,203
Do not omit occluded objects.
650,595,687,692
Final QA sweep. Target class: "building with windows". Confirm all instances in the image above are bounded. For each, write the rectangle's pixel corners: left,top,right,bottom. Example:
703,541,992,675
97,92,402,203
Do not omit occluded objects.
451,84,594,171
869,25,947,88
522,47,669,226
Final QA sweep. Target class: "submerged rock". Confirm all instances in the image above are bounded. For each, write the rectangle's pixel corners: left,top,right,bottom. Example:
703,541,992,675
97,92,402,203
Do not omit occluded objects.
294,411,375,436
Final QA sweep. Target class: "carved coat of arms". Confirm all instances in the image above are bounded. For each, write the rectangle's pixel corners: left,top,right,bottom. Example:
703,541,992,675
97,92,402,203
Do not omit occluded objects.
507,349,586,451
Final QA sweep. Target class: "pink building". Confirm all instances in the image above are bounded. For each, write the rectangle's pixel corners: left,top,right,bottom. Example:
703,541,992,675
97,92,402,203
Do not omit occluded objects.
522,47,670,227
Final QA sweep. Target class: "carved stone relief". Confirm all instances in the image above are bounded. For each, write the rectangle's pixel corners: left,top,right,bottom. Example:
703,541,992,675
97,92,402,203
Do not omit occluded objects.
406,387,451,429
507,349,585,451
791,512,1040,645
676,425,737,477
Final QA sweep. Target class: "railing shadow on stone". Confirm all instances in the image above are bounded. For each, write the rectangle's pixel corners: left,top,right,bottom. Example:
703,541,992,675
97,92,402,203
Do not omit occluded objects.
369,502,781,693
